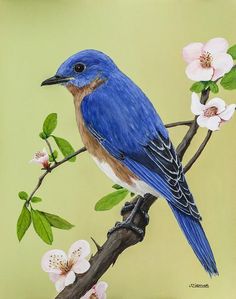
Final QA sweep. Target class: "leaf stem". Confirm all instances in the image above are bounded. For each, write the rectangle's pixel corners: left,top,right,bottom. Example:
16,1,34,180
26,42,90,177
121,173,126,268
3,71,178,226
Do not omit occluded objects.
45,138,57,163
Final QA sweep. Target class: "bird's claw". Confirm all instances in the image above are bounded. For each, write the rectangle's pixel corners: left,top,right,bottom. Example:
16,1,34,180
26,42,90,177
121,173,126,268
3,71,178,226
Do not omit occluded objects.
108,197,149,241
121,201,149,225
108,221,145,240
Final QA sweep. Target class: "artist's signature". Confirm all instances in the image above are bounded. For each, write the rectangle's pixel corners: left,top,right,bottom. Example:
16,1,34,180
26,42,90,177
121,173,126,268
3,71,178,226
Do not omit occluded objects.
189,283,209,288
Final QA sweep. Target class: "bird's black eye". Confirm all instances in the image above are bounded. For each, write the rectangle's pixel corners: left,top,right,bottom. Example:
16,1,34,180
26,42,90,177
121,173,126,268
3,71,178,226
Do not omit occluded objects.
74,63,86,73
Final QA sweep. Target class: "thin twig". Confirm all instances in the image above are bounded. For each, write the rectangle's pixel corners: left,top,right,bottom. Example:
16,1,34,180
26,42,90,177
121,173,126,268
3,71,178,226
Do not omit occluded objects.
50,147,87,169
26,147,87,204
45,138,57,163
165,120,193,128
184,130,212,173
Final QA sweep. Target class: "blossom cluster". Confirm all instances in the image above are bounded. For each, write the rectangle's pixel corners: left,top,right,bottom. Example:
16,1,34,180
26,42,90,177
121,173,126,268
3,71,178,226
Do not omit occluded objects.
183,37,236,131
41,240,108,298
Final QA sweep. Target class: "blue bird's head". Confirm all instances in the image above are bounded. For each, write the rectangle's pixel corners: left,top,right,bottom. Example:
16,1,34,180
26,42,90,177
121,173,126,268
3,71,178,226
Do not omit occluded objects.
41,49,118,88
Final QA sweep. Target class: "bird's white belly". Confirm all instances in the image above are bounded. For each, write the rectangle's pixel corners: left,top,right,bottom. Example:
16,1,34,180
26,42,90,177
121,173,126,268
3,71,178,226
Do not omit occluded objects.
92,156,160,197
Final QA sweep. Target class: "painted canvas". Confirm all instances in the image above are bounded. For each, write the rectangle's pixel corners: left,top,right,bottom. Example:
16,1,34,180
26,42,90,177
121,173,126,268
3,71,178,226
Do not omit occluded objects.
1,1,236,298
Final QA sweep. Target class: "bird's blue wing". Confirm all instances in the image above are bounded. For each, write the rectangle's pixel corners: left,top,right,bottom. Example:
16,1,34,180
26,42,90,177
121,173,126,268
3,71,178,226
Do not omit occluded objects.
81,75,201,220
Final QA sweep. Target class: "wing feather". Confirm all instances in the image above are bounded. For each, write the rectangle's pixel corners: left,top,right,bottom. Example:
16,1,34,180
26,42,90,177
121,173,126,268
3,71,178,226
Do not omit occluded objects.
80,76,201,220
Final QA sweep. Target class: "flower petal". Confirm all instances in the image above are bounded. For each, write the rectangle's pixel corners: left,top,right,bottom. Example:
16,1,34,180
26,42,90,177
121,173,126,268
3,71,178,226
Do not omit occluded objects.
191,93,205,115
49,273,60,283
68,240,91,262
65,271,76,286
72,259,90,274
182,42,203,63
219,104,236,120
205,116,221,131
30,159,40,164
55,276,66,293
197,115,209,127
42,148,48,155
96,281,108,299
185,60,213,81
206,97,226,114
203,37,229,55
41,249,67,274
211,53,234,80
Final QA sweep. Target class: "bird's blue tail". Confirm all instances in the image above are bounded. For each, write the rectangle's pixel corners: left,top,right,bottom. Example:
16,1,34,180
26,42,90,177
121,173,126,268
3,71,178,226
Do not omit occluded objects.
170,204,218,276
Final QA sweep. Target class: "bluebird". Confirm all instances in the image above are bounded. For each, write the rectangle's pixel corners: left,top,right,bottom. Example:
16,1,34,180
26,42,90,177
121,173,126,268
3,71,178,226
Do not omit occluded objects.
42,50,218,275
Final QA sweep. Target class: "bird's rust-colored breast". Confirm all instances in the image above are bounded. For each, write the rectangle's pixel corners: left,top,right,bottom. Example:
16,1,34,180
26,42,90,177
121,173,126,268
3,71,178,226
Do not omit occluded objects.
67,79,137,185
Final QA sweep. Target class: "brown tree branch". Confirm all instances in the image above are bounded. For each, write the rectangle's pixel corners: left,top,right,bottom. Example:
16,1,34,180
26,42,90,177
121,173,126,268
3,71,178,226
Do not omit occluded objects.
165,120,193,128
56,89,212,299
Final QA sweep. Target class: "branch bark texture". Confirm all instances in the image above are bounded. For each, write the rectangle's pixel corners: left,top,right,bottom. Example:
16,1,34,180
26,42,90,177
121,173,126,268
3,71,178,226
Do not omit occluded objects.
56,89,211,299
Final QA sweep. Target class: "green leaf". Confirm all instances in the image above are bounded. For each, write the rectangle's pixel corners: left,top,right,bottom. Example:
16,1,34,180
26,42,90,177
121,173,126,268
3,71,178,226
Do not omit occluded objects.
190,82,206,93
18,191,28,200
42,212,74,230
39,132,47,140
112,184,123,190
209,82,219,93
220,68,236,90
43,113,57,137
49,150,58,162
17,205,31,241
52,150,58,159
227,44,236,59
130,192,135,197
31,209,53,244
31,196,42,203
95,189,129,211
52,136,76,162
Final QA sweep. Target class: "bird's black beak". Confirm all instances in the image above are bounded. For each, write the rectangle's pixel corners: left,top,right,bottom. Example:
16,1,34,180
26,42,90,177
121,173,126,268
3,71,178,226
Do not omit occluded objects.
41,75,71,86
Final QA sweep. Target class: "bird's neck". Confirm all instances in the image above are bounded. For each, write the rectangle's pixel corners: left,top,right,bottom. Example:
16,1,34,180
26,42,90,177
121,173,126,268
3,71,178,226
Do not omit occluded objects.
67,77,106,101
68,77,106,158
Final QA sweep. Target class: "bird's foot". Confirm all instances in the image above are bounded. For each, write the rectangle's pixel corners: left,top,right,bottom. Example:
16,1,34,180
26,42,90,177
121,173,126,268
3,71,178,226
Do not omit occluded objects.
108,197,149,241
108,220,145,240
121,200,149,225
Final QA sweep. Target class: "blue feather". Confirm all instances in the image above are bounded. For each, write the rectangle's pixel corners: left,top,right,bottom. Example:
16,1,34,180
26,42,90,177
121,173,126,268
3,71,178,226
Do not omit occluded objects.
170,205,218,276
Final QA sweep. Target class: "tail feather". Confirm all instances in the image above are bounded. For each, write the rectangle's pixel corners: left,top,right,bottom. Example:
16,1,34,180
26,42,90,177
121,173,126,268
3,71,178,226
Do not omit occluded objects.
170,204,218,276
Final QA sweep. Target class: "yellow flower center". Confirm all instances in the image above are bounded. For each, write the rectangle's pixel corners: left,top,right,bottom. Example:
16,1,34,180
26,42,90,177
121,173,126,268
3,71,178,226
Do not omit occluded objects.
199,51,213,68
59,260,74,275
48,254,73,275
204,106,218,117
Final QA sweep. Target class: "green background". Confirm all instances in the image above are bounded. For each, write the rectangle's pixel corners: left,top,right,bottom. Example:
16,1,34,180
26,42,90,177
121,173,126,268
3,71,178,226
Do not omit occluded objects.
1,0,236,298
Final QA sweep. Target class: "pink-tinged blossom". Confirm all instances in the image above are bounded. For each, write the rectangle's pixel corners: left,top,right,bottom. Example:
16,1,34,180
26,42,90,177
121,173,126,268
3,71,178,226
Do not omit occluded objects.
191,92,236,131
30,148,50,168
183,38,233,81
41,240,91,292
80,281,108,299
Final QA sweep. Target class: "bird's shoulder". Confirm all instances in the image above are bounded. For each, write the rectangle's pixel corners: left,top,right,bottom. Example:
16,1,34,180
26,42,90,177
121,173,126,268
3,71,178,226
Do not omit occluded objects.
81,73,168,149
